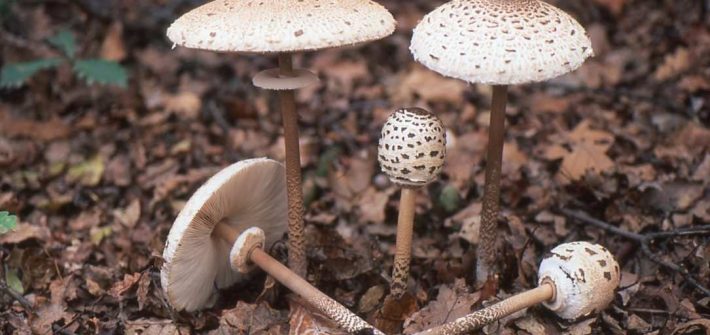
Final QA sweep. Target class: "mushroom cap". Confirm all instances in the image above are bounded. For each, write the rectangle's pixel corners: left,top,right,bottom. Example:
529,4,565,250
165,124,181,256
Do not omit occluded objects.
230,227,266,274
538,241,620,320
167,0,396,53
378,108,446,187
410,0,594,85
161,158,288,312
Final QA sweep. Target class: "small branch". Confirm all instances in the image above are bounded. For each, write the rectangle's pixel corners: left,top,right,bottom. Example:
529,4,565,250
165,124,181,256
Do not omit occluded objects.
0,281,34,312
559,208,710,297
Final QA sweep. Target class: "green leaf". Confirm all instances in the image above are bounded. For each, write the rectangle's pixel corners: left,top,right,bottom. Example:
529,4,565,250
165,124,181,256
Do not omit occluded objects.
73,59,127,87
47,29,76,58
0,211,17,234
438,185,461,213
0,59,62,88
5,267,23,294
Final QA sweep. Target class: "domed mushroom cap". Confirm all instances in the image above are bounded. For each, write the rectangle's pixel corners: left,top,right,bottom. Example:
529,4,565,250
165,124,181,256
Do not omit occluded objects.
161,158,288,312
167,0,396,53
378,108,446,187
538,241,620,320
410,0,594,85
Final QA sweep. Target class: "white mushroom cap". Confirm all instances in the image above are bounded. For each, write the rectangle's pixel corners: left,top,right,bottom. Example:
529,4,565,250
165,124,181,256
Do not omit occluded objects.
167,0,396,53
378,108,446,187
230,227,266,274
161,158,288,312
410,0,594,85
538,241,620,320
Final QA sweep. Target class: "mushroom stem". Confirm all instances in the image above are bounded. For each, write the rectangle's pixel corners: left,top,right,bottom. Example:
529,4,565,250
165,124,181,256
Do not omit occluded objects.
249,247,385,335
476,84,508,286
390,187,417,298
278,52,308,278
216,222,384,334
415,281,554,335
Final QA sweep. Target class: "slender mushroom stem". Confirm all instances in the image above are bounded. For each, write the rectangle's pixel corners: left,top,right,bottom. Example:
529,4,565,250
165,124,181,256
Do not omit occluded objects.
390,187,417,298
476,84,509,286
415,281,554,335
214,222,384,335
277,52,308,278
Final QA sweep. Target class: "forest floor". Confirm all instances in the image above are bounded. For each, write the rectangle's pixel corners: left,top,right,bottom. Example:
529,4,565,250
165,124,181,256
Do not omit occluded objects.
1,0,709,334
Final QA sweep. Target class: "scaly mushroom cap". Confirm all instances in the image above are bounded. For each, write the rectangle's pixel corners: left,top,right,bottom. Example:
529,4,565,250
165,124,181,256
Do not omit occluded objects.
161,158,288,312
167,0,396,53
230,227,266,274
410,0,594,85
378,108,446,187
538,241,620,320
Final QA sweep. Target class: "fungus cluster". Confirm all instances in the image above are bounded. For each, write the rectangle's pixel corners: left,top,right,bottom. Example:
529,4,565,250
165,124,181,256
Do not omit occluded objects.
410,0,594,285
167,0,396,278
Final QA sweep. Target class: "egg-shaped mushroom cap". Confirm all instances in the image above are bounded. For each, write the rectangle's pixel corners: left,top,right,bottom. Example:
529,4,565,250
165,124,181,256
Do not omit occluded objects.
378,108,446,187
410,0,594,85
538,241,620,320
167,0,396,53
161,158,287,312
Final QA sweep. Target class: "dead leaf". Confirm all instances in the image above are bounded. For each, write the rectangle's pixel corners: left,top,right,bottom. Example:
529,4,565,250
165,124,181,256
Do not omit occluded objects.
403,279,480,334
548,121,615,183
0,222,50,244
391,65,466,104
592,0,626,16
655,48,691,81
101,21,126,61
109,272,142,300
125,319,190,335
212,300,287,335
671,319,710,335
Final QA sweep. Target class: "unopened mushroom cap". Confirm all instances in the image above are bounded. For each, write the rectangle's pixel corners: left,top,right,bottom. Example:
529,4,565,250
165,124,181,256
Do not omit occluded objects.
167,0,396,53
230,227,266,273
410,0,594,85
538,241,620,320
161,158,288,312
378,108,446,187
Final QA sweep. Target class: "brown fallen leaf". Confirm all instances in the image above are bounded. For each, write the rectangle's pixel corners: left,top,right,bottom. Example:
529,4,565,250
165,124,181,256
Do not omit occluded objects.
0,222,50,244
109,272,142,300
101,21,126,61
655,48,691,81
403,279,480,334
212,300,287,335
125,319,190,335
391,64,467,105
546,121,616,183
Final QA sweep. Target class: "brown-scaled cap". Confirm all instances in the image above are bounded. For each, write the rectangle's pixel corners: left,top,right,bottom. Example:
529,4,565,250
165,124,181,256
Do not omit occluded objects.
410,0,594,85
160,158,288,312
538,241,620,320
378,108,446,187
167,0,396,53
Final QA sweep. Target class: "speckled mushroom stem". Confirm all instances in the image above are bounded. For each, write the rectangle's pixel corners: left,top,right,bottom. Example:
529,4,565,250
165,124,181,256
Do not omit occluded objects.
476,84,508,286
278,52,308,278
249,247,385,335
415,281,554,335
389,187,417,298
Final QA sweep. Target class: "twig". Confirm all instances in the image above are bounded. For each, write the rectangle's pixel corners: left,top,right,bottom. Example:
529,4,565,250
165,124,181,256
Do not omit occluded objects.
559,207,710,297
0,281,34,312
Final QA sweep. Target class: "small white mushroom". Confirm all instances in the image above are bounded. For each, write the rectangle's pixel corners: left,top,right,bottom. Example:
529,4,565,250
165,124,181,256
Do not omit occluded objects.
538,241,621,320
378,107,446,187
378,107,446,299
415,241,620,335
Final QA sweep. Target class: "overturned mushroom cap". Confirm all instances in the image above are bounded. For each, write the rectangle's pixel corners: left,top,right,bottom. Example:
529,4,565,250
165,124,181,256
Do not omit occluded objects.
161,158,288,312
538,241,620,320
378,108,446,187
167,0,396,53
410,0,594,85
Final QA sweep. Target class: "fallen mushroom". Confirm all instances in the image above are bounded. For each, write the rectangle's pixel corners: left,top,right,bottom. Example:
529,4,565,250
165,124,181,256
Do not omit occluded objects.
414,241,620,335
378,107,446,298
161,158,287,312
231,227,386,335
410,0,594,286
167,0,396,278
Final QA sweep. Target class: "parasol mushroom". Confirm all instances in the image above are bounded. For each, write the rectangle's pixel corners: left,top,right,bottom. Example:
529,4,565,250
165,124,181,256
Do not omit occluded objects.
410,0,594,286
161,158,287,312
167,0,396,278
414,241,620,335
378,107,446,298
230,227,385,335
